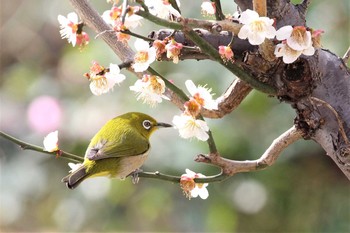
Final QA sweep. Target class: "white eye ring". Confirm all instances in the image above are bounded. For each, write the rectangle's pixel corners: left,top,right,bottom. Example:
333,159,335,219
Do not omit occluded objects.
142,120,152,130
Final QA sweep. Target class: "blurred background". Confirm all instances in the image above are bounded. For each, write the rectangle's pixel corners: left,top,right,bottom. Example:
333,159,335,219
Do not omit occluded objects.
1,0,349,232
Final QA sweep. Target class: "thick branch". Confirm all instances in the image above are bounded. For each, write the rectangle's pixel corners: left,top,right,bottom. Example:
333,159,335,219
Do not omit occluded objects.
195,126,303,175
201,79,253,118
69,0,134,62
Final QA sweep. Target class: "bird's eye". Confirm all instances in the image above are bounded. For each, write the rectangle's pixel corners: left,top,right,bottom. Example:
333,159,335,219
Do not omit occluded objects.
142,120,152,130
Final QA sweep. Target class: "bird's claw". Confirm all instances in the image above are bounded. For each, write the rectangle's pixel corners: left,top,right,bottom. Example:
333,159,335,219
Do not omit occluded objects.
129,168,143,184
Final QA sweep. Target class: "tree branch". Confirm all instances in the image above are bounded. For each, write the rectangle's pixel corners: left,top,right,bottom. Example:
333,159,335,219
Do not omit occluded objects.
0,131,83,163
0,131,226,184
195,126,303,175
253,0,267,16
69,0,135,62
212,0,226,20
201,79,253,118
342,46,350,64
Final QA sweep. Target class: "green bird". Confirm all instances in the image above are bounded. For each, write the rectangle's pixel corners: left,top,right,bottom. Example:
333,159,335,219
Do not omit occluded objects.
62,112,172,189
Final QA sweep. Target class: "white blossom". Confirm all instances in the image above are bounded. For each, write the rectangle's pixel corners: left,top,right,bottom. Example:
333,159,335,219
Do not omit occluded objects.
238,9,276,45
144,0,181,19
57,12,79,46
274,42,314,64
276,25,313,51
172,114,209,141
90,63,126,96
180,169,209,199
129,75,168,107
201,2,216,15
132,39,157,72
43,130,59,152
185,80,218,110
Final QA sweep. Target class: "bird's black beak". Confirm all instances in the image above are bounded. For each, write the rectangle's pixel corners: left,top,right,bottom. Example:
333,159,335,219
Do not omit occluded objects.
156,122,173,128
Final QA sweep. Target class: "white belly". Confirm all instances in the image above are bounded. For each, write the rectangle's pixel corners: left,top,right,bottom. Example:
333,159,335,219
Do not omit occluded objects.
115,151,149,179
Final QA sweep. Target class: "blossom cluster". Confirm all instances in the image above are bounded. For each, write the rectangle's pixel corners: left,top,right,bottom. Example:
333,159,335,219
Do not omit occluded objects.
180,169,209,199
57,12,89,49
55,2,325,200
172,80,217,141
236,9,318,63
84,61,126,96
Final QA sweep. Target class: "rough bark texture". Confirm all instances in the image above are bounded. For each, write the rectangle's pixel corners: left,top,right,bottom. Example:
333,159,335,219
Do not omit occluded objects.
149,0,350,179
69,0,350,179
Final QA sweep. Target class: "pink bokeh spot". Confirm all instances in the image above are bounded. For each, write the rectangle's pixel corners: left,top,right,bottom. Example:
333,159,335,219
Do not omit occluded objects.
27,96,63,133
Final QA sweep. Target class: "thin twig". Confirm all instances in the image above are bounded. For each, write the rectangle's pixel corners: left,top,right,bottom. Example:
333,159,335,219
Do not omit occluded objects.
212,0,225,20
122,29,154,42
0,131,226,183
169,0,181,15
342,46,350,64
0,131,84,163
138,170,229,183
179,17,242,35
135,9,183,30
182,28,276,95
121,0,128,25
148,67,218,154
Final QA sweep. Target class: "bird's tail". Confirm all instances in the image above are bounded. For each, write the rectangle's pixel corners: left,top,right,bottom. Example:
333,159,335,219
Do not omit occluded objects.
61,165,88,189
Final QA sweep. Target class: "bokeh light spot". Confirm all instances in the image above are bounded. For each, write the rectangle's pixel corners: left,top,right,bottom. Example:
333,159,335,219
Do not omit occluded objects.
27,95,62,133
232,179,268,214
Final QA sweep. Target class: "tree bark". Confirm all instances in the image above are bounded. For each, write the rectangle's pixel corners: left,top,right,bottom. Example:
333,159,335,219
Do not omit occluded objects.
150,1,350,179
69,0,350,179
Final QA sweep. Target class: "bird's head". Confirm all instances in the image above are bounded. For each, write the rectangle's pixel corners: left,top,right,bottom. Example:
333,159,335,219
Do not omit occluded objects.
124,112,172,139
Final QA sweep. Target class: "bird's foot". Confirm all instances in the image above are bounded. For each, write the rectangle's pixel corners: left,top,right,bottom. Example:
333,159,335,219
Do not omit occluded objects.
129,168,143,184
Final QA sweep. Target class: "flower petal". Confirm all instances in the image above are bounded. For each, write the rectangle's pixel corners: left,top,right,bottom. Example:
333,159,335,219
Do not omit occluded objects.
276,25,293,41
134,39,149,51
302,46,315,56
238,25,250,40
67,12,79,24
239,9,259,24
43,130,59,152
185,80,197,96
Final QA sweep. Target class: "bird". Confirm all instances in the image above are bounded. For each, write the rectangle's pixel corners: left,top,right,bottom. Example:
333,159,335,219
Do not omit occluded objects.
61,112,172,189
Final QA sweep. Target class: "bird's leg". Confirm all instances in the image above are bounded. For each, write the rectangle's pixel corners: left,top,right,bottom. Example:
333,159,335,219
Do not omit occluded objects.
128,168,143,184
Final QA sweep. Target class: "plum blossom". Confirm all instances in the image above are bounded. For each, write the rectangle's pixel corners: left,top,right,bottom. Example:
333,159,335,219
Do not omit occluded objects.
165,39,183,64
219,45,234,63
274,41,314,64
43,130,59,152
153,39,167,58
276,25,313,51
275,26,315,63
180,169,209,199
311,29,324,49
238,9,276,45
102,5,142,29
172,114,209,141
58,12,89,48
132,39,157,72
129,75,169,107
201,1,216,16
185,80,218,111
86,62,126,96
144,0,181,20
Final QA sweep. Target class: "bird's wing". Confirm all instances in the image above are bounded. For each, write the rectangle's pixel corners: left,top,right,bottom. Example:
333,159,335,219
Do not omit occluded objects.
85,128,149,161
